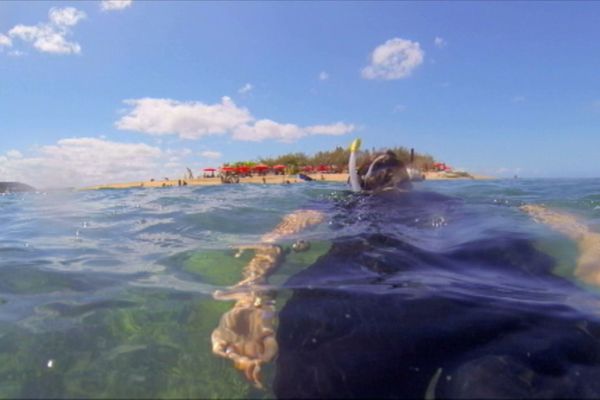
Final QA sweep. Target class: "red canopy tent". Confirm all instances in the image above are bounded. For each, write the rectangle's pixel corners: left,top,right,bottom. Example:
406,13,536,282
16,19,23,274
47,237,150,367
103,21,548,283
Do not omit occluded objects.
302,165,314,172
236,166,251,176
433,162,450,172
272,164,286,175
252,164,270,176
316,165,330,172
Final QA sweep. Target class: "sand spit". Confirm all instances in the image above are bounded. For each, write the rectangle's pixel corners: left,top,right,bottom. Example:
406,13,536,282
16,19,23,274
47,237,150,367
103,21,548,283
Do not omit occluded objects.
82,171,493,191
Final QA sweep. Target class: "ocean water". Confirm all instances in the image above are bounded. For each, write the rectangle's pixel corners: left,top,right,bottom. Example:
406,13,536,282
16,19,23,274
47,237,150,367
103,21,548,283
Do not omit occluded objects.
1,179,600,398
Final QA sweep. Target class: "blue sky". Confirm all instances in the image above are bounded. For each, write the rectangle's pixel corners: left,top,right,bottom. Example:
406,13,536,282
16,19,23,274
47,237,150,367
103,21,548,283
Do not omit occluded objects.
1,1,600,187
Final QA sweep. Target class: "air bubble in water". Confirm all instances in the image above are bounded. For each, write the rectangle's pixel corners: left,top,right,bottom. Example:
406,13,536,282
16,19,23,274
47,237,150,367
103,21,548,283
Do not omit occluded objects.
431,216,447,228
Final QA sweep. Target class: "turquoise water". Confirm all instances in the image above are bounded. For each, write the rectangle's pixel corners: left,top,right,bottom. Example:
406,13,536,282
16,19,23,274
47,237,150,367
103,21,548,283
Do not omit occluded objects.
1,179,600,398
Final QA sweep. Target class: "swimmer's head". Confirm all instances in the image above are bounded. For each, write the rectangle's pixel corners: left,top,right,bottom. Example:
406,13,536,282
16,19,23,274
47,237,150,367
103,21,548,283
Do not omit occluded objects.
357,150,411,192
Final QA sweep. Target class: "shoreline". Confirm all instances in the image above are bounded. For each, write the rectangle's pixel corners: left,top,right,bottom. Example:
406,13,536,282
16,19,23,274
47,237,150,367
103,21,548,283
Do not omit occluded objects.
82,171,494,191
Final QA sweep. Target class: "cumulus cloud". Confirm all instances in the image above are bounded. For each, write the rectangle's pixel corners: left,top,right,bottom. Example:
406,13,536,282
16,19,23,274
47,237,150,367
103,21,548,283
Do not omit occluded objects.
434,37,447,48
0,138,180,188
6,150,23,159
117,96,356,143
318,71,329,81
101,0,133,11
233,120,305,143
305,122,355,136
0,34,12,48
361,38,424,80
49,7,86,26
233,120,355,143
8,7,86,55
200,150,222,159
238,83,253,94
116,97,253,139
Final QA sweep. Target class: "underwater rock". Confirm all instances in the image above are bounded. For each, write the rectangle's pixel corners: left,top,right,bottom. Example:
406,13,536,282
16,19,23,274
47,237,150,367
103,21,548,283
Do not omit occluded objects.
0,182,35,193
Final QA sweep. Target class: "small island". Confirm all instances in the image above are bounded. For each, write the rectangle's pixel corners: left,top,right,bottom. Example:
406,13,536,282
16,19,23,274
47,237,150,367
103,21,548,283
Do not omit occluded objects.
83,145,491,190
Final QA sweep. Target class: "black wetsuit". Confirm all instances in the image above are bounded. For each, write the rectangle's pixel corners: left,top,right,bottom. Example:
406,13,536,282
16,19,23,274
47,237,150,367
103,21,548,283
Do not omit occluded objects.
274,190,600,399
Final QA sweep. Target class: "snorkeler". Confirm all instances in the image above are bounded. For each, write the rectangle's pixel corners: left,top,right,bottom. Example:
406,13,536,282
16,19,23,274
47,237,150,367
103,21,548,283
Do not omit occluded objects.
348,139,412,193
210,139,414,388
211,138,600,394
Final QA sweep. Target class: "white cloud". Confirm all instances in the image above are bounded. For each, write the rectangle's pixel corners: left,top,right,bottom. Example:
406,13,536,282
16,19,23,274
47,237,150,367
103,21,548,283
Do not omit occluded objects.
361,38,424,80
233,120,305,143
49,7,86,26
318,71,329,81
434,37,447,48
101,0,133,11
6,150,23,159
0,138,178,188
233,120,355,143
117,96,356,143
8,7,86,55
0,34,12,48
305,122,355,136
200,150,222,159
238,83,253,94
116,97,253,139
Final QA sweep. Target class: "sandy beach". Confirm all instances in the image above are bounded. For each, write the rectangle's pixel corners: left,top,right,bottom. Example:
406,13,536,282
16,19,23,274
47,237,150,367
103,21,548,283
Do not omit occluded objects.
82,171,493,190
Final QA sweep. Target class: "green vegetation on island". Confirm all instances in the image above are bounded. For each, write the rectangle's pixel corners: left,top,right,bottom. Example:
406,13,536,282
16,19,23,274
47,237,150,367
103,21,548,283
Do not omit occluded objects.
225,145,436,174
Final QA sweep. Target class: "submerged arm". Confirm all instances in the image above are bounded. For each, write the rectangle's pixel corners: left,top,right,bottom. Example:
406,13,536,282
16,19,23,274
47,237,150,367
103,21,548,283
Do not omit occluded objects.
211,209,326,388
521,204,600,286
260,209,326,243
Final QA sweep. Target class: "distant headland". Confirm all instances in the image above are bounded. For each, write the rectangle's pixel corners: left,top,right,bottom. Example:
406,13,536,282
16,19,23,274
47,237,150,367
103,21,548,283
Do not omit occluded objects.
0,182,35,193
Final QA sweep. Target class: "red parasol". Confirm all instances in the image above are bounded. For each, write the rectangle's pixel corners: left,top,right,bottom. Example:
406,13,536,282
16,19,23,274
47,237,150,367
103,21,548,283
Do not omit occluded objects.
253,164,270,171
203,168,216,172
272,164,286,170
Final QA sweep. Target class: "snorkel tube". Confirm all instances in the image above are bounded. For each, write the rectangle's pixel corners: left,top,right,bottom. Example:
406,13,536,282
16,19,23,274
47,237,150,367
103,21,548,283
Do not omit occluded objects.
348,138,362,192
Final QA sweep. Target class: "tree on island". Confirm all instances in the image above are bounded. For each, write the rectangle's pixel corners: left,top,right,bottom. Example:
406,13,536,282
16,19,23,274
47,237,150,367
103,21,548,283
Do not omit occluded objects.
250,146,436,173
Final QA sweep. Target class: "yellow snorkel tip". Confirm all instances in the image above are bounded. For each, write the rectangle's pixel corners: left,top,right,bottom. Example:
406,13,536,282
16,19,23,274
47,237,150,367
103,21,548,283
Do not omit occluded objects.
349,138,362,153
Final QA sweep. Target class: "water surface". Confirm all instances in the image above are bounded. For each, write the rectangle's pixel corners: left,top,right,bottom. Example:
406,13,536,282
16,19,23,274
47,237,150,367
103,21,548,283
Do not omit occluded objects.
1,179,600,398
